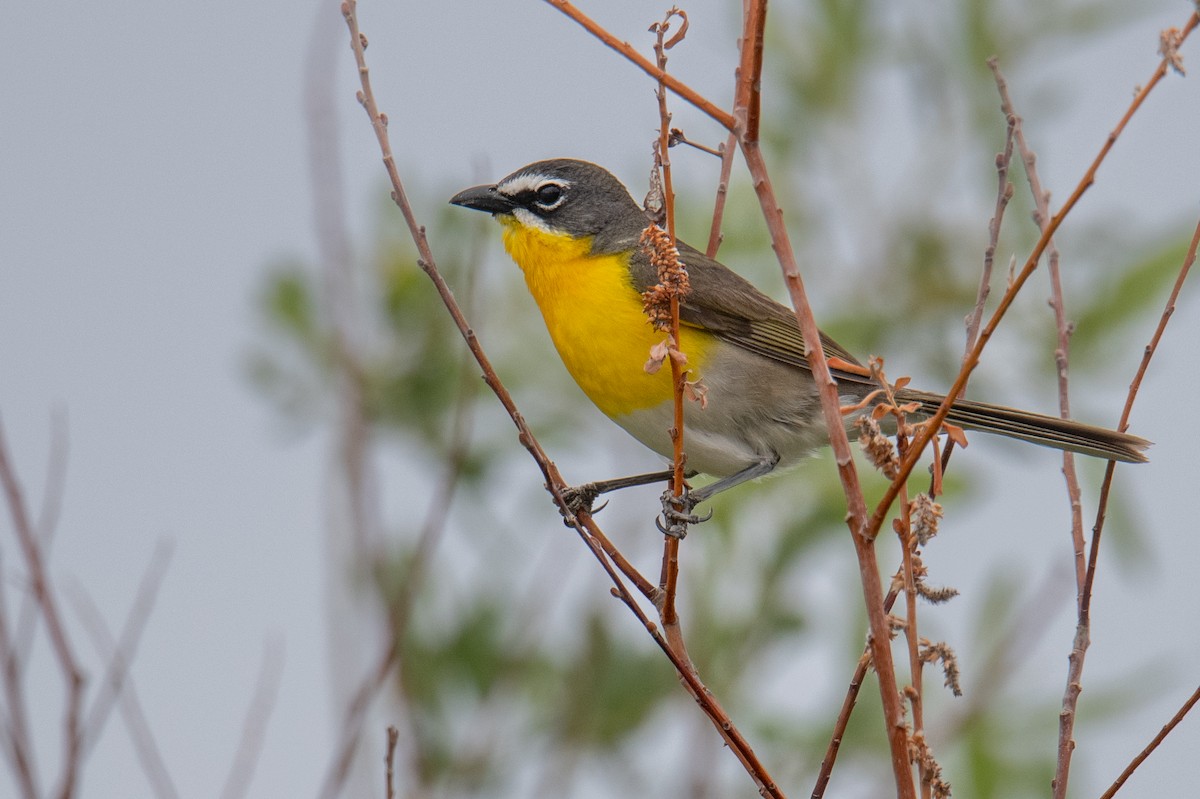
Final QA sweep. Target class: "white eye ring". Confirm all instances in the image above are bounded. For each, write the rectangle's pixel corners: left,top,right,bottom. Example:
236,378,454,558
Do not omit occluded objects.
533,182,567,211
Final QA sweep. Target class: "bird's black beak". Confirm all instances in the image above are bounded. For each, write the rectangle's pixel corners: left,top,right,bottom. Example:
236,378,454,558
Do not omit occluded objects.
449,183,516,215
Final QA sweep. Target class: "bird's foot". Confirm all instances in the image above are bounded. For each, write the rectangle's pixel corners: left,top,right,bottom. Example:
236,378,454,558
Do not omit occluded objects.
557,482,609,523
656,487,713,539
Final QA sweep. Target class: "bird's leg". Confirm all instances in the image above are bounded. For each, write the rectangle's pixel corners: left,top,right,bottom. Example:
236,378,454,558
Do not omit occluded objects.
559,469,677,517
656,454,780,538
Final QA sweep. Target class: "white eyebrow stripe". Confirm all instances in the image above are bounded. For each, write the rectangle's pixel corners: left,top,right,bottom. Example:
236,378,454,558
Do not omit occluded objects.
498,173,570,197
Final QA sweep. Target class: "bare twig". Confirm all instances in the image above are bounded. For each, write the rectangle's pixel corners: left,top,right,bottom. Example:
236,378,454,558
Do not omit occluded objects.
741,73,918,799
870,10,1199,547
384,726,399,799
0,549,40,798
1113,197,1200,436
941,78,1016,479
991,59,1094,799
732,0,766,141
544,0,736,130
220,639,284,799
1056,208,1200,798
725,0,916,786
532,20,918,786
303,5,388,791
668,127,724,157
706,132,738,258
338,4,784,796
648,4,689,658
70,580,178,799
990,61,1089,593
13,412,70,675
318,632,394,798
308,0,377,560
579,4,920,788
1098,684,1200,799
78,541,173,750
896,502,928,796
34,410,69,545
966,78,1014,358
988,62,1099,797
810,585,903,799
0,418,86,799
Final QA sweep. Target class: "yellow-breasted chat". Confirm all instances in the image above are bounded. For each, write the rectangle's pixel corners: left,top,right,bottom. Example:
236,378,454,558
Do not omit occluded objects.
450,158,1149,520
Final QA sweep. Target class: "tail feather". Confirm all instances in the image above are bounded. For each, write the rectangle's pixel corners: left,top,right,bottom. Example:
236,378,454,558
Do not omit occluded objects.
895,389,1150,464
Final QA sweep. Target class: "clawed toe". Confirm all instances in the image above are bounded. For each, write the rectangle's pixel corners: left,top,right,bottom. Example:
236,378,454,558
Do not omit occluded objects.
557,483,613,525
656,487,713,539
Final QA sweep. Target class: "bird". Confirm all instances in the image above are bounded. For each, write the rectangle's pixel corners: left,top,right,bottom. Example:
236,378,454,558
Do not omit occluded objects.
450,158,1149,525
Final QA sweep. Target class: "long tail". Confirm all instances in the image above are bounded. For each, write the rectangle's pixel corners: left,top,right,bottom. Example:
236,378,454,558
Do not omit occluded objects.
894,388,1151,464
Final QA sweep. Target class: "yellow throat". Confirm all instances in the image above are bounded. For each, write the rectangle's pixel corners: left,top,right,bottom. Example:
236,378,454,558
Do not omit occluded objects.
499,217,712,418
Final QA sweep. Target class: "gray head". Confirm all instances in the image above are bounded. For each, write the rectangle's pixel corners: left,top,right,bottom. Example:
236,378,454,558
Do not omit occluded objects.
449,158,648,253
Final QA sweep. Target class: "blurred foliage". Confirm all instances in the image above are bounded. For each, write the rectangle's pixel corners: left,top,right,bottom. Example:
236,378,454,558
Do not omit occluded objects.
250,1,1185,797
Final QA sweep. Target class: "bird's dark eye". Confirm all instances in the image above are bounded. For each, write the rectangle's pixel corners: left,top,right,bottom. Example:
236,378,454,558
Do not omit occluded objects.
534,183,564,207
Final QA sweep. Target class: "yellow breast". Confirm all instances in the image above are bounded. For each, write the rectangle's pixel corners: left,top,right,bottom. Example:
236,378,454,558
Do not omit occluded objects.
500,218,712,418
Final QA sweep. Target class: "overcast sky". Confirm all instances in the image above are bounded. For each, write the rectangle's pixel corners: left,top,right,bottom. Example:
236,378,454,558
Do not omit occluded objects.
3,2,1199,797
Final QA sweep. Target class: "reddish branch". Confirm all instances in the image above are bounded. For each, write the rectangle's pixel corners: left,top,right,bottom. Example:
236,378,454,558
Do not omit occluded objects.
706,132,738,258
871,11,1199,546
1098,684,1200,799
348,1,1199,795
545,0,735,130
550,0,916,792
339,4,785,796
733,1,766,141
1062,206,1200,799
648,7,688,640
1049,19,1200,796
989,61,1089,593
739,55,920,799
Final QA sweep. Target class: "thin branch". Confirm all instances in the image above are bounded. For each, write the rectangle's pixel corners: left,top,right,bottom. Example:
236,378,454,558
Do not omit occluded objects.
339,4,785,795
308,0,378,560
896,497,927,796
991,58,1094,799
989,61,1089,595
1055,205,1200,798
1113,190,1200,436
1098,684,1200,799
705,132,738,258
810,585,902,799
384,726,399,799
34,409,69,546
941,79,1016,480
0,417,85,799
0,549,40,799
219,639,284,799
733,0,766,141
540,10,914,789
317,629,394,799
649,3,688,656
989,61,1098,796
726,0,913,790
13,412,71,678
965,87,1013,355
78,541,173,750
740,135,915,799
69,582,178,799
869,10,1199,546
544,0,736,131
370,242,488,787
